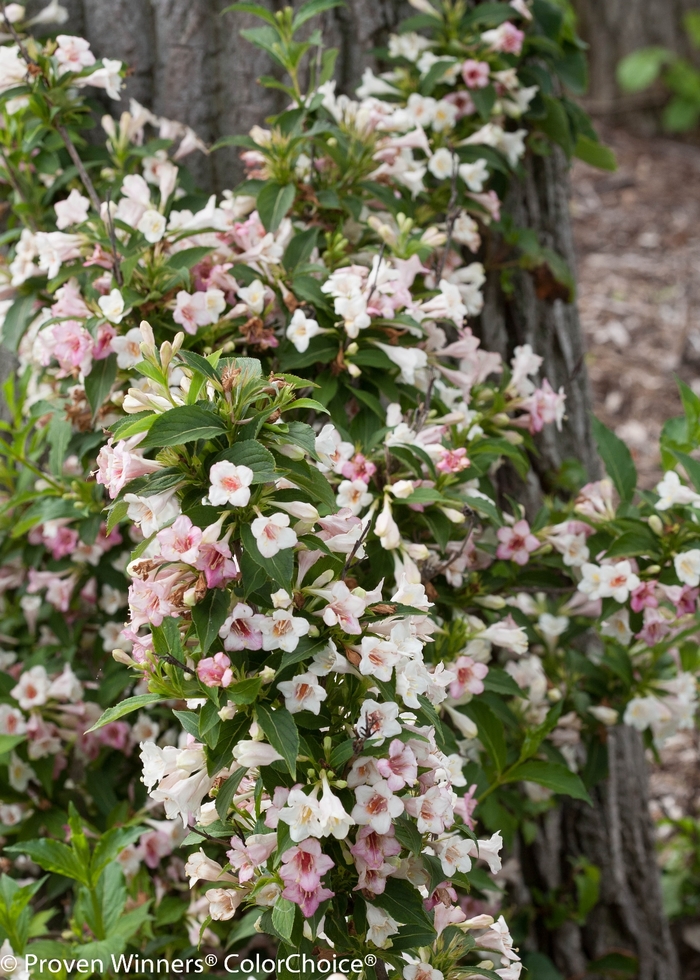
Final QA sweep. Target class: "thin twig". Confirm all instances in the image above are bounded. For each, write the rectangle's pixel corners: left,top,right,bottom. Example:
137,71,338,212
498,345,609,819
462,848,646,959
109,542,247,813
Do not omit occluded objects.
435,150,460,283
365,241,386,307
104,188,123,287
341,519,372,579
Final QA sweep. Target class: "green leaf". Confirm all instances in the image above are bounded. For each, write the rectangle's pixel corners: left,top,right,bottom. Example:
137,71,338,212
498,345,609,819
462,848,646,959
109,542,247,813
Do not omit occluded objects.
677,377,700,440
463,701,506,774
574,135,617,171
0,734,26,756
393,814,423,856
672,450,700,492
539,94,574,156
167,246,214,271
178,350,221,386
47,414,71,477
215,767,247,819
2,294,36,352
504,760,592,803
85,354,117,416
605,526,659,558
257,182,296,232
215,440,277,483
85,694,165,732
256,703,299,778
138,404,226,450
591,416,637,505
192,588,230,654
291,0,343,28
283,227,319,271
240,521,294,589
617,47,671,93
228,677,262,704
5,840,89,886
374,878,435,932
271,898,297,942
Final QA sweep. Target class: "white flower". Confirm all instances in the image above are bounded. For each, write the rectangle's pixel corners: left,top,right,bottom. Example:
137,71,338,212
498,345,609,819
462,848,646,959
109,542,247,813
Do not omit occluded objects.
98,288,126,324
0,705,26,737
468,830,503,873
352,780,404,833
237,279,266,314
286,309,321,352
184,849,236,888
8,753,34,793
137,208,167,243
537,613,569,643
432,99,459,131
675,549,700,587
317,774,354,839
54,188,90,229
251,512,297,558
78,58,123,100
232,740,283,767
11,666,50,710
431,834,473,875
0,940,29,980
278,786,323,840
358,636,401,682
589,705,618,726
624,696,668,732
259,610,310,653
110,327,143,369
374,496,401,550
208,461,254,507
428,147,455,180
206,887,248,920
392,574,433,610
125,490,180,537
655,470,700,510
481,620,528,655
600,608,632,645
459,158,489,193
336,479,373,515
366,905,401,948
404,965,443,980
357,698,402,742
48,663,83,702
375,342,428,386
277,670,326,713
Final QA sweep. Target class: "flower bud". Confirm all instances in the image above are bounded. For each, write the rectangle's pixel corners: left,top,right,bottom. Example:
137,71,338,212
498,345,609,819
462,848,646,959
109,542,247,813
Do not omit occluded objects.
473,595,506,609
648,515,663,535
347,363,361,378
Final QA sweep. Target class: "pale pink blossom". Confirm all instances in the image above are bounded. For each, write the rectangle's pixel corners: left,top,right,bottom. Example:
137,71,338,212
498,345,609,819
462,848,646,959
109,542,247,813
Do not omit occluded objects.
496,519,539,565
219,603,264,651
277,671,327,714
352,780,404,834
279,838,334,917
94,437,162,499
54,189,90,229
462,59,490,88
196,652,233,688
208,461,254,508
251,512,297,558
449,656,489,698
376,739,418,790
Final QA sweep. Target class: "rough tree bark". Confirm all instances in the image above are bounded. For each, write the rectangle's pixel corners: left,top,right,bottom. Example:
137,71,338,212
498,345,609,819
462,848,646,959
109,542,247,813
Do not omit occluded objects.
573,0,699,127
20,1,679,976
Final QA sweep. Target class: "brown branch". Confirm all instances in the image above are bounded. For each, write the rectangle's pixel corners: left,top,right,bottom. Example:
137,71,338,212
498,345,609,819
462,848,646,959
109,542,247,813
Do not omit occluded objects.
435,149,460,283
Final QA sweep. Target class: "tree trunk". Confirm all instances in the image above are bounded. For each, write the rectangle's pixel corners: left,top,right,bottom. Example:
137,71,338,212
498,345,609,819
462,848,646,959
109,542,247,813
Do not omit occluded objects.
573,0,698,128
478,145,600,514
518,727,679,979
19,2,678,975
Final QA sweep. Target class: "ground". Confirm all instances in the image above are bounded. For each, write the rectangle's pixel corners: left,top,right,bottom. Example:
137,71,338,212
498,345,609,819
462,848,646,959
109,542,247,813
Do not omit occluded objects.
572,124,700,488
571,125,700,972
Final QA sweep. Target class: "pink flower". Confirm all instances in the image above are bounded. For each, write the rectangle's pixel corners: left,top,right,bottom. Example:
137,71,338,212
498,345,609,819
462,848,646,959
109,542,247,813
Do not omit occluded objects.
462,59,490,88
443,90,476,119
351,780,404,834
437,447,470,474
481,21,525,54
194,523,239,588
197,652,233,688
349,826,401,870
52,321,93,376
449,656,489,698
630,580,658,613
340,454,377,484
219,603,264,652
523,379,566,433
157,515,202,564
94,437,162,500
227,833,277,882
93,322,116,360
454,784,478,830
98,721,131,752
54,189,90,229
635,607,670,647
404,785,454,834
496,519,539,565
375,739,418,791
319,581,366,635
51,281,90,319
279,838,335,917
661,584,699,616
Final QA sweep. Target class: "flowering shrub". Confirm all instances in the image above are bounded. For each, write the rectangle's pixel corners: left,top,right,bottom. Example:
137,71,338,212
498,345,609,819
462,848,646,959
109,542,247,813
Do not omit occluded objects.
0,0,695,977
